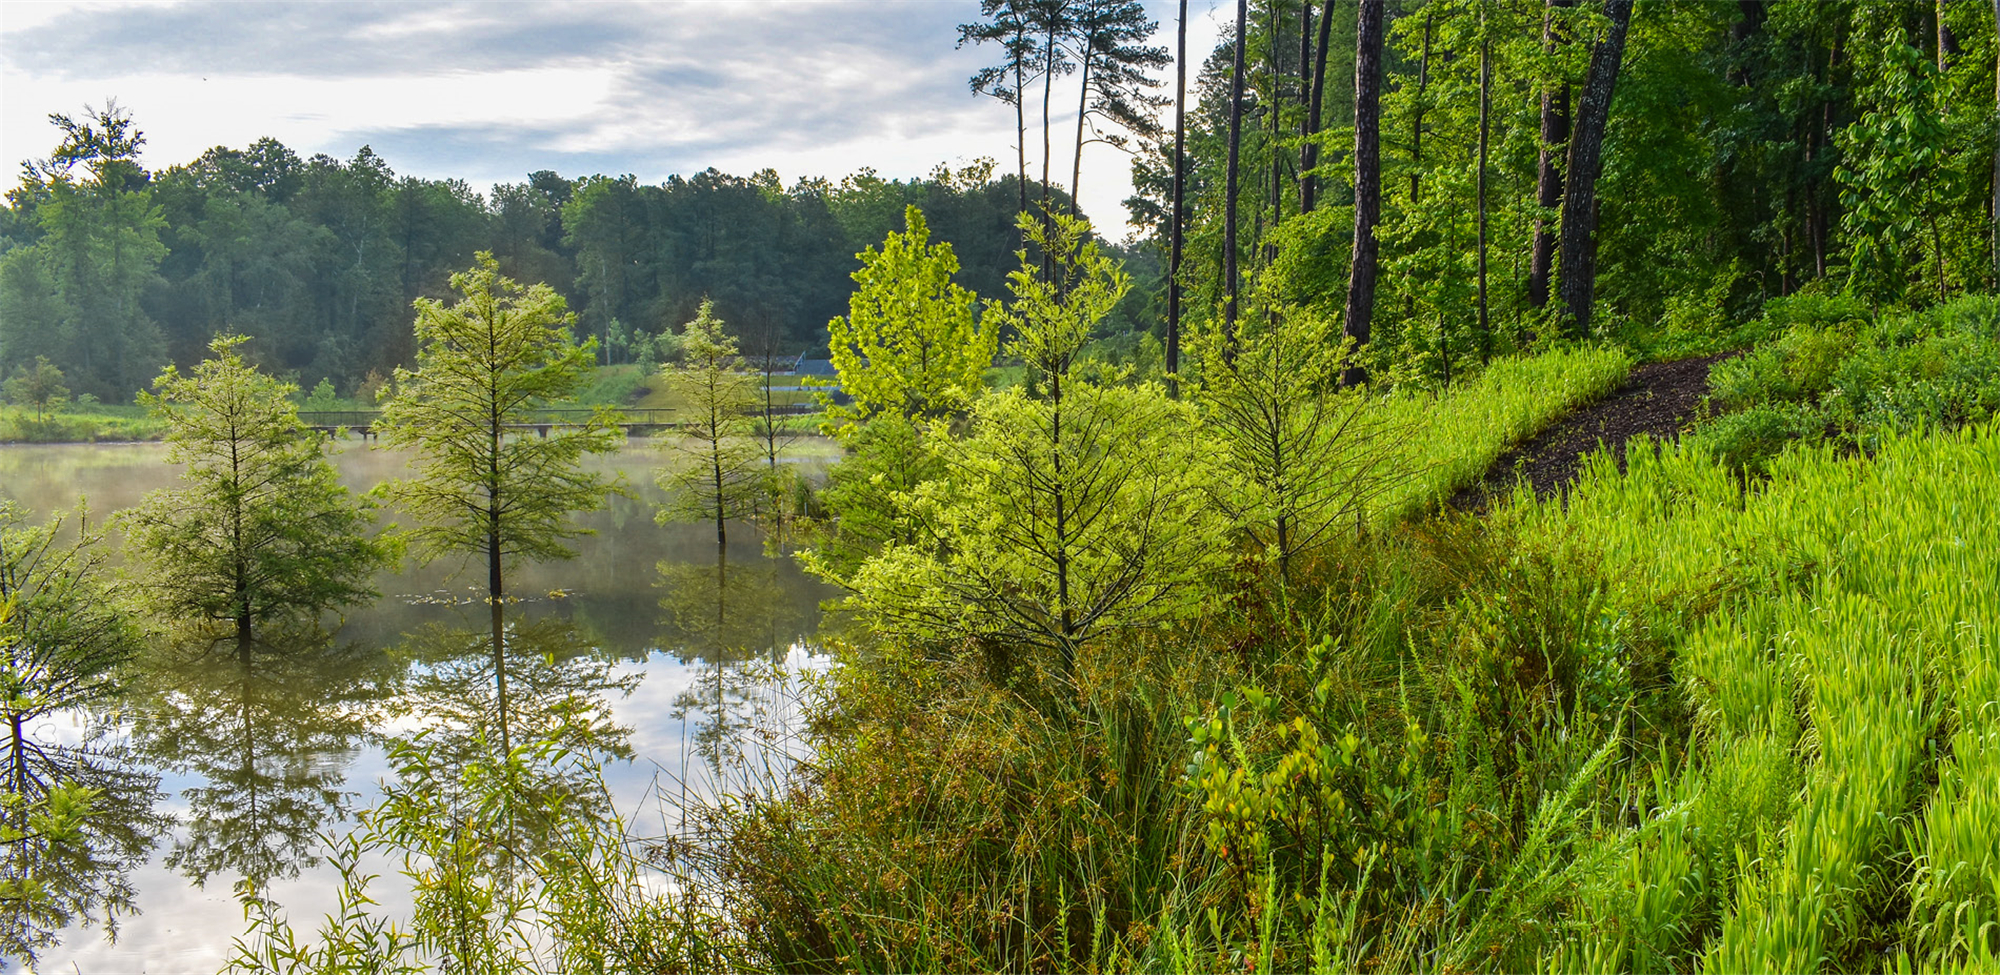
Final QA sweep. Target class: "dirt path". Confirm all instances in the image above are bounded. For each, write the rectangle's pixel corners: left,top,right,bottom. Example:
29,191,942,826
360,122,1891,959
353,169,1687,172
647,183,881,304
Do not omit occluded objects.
1449,352,1730,511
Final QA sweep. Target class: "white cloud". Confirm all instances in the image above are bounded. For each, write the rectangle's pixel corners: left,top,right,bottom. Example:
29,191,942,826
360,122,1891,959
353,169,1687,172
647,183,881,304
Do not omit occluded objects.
2,0,1237,239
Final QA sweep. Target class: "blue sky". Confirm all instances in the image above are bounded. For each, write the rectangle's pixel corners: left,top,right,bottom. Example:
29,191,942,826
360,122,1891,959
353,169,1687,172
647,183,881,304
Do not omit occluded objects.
1,0,1232,238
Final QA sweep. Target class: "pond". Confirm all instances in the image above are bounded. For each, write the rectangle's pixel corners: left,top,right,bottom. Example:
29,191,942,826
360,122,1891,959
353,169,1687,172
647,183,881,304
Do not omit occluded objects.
0,437,843,972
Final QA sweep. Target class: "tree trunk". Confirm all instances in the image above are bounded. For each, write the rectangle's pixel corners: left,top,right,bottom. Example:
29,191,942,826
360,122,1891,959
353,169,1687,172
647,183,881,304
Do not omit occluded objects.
1042,18,1059,242
1477,21,1492,362
1272,0,1288,259
1529,0,1574,310
1270,0,1284,246
713,431,727,547
1302,0,1335,213
1168,0,1188,391
1344,0,1384,387
1072,49,1093,207
488,400,512,763
1410,12,1433,205
1015,42,1030,229
1225,0,1249,347
1299,0,1314,206
1556,0,1634,338
490,513,512,764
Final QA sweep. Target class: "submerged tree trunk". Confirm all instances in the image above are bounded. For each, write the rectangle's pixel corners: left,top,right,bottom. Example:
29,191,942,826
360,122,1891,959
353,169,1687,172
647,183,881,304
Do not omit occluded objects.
1556,0,1634,338
489,508,511,763
1302,0,1334,213
1529,0,1574,310
1168,0,1188,391
1344,0,1384,387
1225,0,1249,347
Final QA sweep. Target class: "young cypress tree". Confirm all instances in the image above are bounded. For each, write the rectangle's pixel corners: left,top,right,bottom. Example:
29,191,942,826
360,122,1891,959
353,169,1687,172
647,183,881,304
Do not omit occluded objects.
375,253,623,759
122,335,389,652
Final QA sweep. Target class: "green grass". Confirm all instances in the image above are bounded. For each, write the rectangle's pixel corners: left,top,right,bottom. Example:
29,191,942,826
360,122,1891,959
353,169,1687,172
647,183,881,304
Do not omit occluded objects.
0,405,163,443
1512,423,2000,971
1374,345,1632,520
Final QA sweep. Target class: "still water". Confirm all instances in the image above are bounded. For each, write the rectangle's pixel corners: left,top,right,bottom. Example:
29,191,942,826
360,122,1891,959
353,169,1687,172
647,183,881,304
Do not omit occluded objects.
0,438,842,972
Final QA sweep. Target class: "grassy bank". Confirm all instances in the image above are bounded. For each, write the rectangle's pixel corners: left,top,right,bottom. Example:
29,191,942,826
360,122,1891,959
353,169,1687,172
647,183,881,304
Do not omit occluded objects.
0,404,163,443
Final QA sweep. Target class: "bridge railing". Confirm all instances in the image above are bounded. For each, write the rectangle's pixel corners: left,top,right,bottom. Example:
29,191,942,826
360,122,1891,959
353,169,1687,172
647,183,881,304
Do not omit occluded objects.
297,404,818,430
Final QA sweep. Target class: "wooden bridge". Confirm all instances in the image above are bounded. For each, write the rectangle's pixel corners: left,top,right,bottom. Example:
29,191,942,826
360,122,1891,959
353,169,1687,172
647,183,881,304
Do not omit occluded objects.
297,406,816,439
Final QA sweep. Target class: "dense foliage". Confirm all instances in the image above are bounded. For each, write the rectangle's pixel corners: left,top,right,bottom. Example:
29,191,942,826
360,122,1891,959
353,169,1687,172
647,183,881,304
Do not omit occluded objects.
8,0,2000,969
0,115,1134,407
1129,0,2000,385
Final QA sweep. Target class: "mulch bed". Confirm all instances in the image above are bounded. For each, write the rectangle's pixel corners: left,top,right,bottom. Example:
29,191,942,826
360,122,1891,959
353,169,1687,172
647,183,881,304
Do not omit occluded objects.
1448,352,1732,512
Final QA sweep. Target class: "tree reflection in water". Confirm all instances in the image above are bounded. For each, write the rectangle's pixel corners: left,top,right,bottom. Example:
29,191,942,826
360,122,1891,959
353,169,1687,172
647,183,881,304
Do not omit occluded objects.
129,628,395,891
0,503,164,965
384,611,638,863
656,551,812,774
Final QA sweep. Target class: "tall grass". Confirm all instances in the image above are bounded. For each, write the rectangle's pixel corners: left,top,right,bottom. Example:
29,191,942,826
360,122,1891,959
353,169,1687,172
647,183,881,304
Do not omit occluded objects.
1514,421,2000,971
1374,346,1630,519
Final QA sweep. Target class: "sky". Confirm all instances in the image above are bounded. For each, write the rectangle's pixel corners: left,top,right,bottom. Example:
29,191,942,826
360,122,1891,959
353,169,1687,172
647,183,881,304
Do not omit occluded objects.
1,0,1233,240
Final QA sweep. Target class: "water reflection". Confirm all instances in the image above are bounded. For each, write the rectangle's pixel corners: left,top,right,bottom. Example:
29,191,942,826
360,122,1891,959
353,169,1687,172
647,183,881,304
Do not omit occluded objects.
1,442,841,969
658,552,817,774
387,613,638,854
128,630,393,890
0,502,165,966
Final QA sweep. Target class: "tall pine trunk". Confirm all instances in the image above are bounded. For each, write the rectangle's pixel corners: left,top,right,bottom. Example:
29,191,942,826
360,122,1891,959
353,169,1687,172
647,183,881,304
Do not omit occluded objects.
1015,46,1030,229
1268,0,1284,258
1072,51,1094,206
1477,17,1492,362
1225,0,1249,346
1168,0,1188,390
1556,0,1634,338
1299,0,1314,206
1344,0,1385,387
1042,19,1059,234
1529,0,1574,310
1302,0,1334,212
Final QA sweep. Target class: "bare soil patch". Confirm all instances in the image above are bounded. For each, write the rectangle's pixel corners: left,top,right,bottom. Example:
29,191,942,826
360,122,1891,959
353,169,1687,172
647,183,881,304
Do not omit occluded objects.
1449,352,1731,511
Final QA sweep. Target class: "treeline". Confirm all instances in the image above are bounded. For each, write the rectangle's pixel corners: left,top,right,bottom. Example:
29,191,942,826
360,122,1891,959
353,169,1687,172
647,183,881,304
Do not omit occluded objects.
1116,0,1999,384
0,108,1150,404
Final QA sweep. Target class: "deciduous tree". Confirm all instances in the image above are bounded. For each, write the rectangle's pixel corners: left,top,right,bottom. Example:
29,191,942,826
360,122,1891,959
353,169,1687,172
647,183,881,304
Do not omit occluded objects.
2,358,68,421
375,253,623,758
822,206,997,429
121,335,389,649
839,213,1228,681
656,299,763,548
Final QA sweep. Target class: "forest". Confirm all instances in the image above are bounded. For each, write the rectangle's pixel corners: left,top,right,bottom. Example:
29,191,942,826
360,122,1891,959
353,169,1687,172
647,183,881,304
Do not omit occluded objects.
0,116,1147,406
6,0,2000,971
